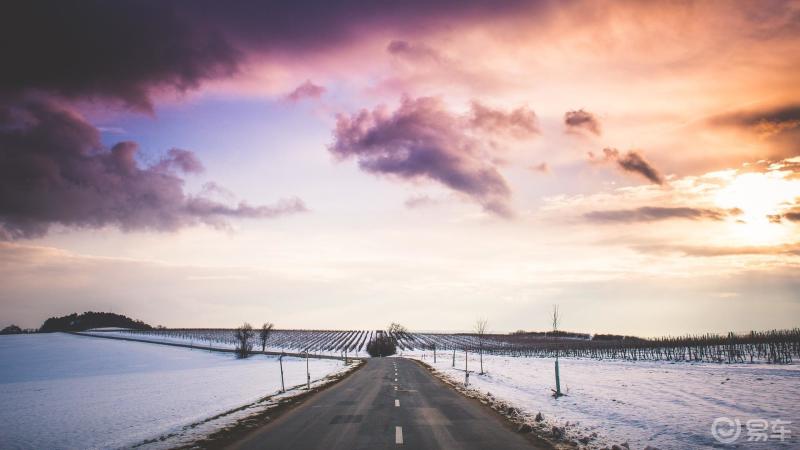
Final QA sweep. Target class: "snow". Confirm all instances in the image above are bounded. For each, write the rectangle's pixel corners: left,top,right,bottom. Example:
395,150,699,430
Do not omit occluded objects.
84,327,132,331
411,352,800,449
81,329,372,357
0,333,353,450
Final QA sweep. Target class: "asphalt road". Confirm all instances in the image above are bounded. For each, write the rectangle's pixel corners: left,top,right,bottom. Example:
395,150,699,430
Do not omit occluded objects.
229,357,541,449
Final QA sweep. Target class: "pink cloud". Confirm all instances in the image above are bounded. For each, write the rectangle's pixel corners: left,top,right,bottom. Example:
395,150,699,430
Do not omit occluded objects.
285,80,326,102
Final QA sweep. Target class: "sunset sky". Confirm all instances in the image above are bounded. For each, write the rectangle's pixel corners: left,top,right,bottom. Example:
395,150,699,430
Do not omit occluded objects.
1,1,799,335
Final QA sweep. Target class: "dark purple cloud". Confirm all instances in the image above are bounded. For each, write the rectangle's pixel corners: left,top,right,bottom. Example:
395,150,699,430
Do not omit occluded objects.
585,206,742,223
593,148,665,185
387,40,443,64
2,1,546,111
286,80,326,102
0,99,306,240
564,109,601,135
152,148,205,174
330,96,539,216
469,102,539,138
1,2,239,112
709,104,800,136
0,1,553,237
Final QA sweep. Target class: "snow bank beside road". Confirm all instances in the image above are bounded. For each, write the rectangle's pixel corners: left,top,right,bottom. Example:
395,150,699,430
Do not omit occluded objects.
0,333,351,450
413,352,800,449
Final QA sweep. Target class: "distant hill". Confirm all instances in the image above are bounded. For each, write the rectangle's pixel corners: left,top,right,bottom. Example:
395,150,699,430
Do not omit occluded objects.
1,325,23,335
40,312,152,333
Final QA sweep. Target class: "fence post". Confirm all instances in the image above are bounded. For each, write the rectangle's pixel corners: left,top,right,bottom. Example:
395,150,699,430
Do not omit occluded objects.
433,344,436,363
306,350,310,390
465,349,470,386
452,348,455,367
279,353,285,393
554,357,562,398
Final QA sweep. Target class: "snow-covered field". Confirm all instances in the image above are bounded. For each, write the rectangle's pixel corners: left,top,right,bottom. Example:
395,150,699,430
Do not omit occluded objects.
412,352,800,449
80,329,372,357
0,333,352,450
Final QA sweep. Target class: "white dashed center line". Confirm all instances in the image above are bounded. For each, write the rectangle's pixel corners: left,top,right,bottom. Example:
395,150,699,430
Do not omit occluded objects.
395,399,400,407
395,426,403,444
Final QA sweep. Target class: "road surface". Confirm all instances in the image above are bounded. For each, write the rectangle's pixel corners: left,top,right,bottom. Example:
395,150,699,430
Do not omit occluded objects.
229,357,542,449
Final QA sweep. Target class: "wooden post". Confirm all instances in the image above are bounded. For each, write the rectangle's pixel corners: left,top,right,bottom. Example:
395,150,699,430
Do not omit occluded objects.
306,350,310,390
452,348,455,367
279,353,285,393
433,344,436,363
479,345,483,374
465,350,469,386
554,357,562,397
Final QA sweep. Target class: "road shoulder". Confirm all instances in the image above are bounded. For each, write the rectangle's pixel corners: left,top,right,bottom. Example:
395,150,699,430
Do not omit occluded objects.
166,360,365,449
410,358,575,449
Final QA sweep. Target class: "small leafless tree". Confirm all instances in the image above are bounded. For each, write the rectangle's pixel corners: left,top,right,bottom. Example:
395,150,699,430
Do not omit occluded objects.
474,318,488,374
552,305,560,334
552,305,564,397
388,322,407,334
234,322,254,358
387,323,407,348
259,322,274,352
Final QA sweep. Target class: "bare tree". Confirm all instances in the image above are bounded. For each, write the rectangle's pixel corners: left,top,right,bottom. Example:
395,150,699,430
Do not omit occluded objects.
552,305,564,397
388,322,407,334
387,322,407,348
234,322,254,358
259,322,274,352
552,305,560,333
474,318,488,374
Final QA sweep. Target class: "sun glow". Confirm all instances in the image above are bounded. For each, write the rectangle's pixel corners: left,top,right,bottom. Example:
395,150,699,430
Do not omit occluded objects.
714,170,800,245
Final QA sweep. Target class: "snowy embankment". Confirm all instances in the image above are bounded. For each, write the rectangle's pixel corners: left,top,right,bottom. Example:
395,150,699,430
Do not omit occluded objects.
410,352,800,449
0,333,356,450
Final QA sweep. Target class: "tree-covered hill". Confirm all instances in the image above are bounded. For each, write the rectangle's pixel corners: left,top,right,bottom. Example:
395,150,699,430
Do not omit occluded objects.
40,312,152,332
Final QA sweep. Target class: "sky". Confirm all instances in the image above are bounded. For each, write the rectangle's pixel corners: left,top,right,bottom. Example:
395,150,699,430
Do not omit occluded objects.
1,0,799,335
